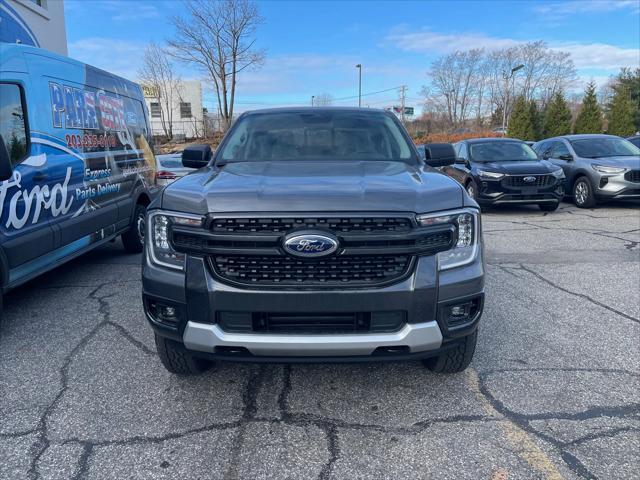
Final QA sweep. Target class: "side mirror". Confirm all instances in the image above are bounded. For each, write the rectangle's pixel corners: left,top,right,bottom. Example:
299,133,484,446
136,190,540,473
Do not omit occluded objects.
0,135,14,182
182,144,212,169
559,154,573,161
423,143,456,168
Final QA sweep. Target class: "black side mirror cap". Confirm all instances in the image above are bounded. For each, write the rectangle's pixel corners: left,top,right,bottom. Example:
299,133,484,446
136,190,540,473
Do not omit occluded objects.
0,134,14,182
182,144,212,169
559,154,573,161
423,143,456,168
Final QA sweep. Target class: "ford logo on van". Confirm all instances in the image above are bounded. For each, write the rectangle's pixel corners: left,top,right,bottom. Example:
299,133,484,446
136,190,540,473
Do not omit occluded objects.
283,233,339,258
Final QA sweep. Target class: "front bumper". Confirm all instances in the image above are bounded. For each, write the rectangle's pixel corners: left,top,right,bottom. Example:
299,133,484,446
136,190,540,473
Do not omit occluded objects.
595,173,640,200
476,176,565,205
142,251,484,360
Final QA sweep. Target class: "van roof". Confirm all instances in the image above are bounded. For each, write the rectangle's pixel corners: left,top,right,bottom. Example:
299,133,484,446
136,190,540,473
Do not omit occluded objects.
0,43,140,90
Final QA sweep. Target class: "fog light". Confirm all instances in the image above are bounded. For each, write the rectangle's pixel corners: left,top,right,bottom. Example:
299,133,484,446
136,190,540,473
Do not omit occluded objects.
440,297,481,329
146,299,182,328
599,177,609,189
450,305,469,317
161,306,177,319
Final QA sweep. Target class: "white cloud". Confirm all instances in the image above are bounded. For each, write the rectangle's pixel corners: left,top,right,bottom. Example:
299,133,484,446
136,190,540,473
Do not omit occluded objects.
386,29,640,71
68,38,144,81
385,29,519,54
552,43,640,70
534,0,639,16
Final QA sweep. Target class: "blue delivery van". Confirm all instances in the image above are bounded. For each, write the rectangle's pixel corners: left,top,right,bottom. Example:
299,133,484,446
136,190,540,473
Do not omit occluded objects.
0,44,159,317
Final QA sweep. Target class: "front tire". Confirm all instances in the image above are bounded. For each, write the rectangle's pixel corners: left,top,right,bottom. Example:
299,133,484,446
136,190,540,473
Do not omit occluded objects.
539,202,559,212
155,334,213,375
572,177,596,208
423,330,477,374
122,203,147,253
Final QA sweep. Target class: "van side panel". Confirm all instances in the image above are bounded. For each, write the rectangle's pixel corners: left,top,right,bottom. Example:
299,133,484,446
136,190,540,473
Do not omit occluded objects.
0,45,158,288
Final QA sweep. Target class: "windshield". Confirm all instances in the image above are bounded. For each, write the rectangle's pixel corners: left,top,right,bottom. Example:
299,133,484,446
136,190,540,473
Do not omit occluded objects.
218,111,414,163
468,141,538,162
570,137,640,158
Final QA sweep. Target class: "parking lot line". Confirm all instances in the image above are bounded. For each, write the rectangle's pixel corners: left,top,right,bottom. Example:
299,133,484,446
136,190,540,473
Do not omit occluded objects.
465,368,564,480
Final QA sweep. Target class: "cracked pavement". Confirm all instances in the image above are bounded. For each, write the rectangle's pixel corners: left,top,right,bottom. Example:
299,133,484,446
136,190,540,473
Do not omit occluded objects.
1,201,639,479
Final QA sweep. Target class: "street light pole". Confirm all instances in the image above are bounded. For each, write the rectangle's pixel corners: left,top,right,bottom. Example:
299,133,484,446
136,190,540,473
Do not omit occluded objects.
355,64,362,107
311,95,315,107
501,64,525,135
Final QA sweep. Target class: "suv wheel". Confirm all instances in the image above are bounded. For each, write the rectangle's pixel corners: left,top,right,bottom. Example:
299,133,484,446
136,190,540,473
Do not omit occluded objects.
539,202,559,212
122,204,147,253
423,330,477,374
573,177,596,208
155,334,213,375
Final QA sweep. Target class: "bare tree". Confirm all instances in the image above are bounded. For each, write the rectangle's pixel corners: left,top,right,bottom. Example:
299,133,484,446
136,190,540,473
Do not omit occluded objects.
426,49,484,128
138,42,182,140
168,0,265,131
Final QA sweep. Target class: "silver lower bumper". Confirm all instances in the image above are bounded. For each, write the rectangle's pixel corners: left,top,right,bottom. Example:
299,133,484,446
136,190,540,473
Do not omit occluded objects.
182,320,443,357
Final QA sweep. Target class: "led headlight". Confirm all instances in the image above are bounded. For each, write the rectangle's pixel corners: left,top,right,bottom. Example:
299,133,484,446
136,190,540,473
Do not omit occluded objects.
551,168,565,178
592,164,627,174
147,211,203,270
416,208,480,270
477,170,504,180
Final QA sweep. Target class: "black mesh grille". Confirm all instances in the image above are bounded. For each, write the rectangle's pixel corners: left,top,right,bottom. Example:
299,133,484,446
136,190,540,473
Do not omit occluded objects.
211,216,412,234
625,170,640,183
502,175,554,187
211,254,412,287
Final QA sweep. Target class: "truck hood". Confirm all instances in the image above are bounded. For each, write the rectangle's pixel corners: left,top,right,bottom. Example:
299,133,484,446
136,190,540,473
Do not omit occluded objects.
475,160,560,174
161,161,464,214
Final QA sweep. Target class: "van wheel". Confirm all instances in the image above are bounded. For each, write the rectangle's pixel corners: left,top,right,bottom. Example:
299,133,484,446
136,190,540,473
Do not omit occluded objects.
423,330,477,374
155,334,213,375
573,177,596,208
539,202,559,212
122,204,146,253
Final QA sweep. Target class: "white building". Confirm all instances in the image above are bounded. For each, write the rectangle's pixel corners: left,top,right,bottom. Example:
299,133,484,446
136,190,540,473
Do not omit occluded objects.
143,80,205,140
0,0,68,55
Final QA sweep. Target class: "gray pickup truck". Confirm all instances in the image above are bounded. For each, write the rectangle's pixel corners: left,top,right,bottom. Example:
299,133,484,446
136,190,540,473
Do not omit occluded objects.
142,108,484,375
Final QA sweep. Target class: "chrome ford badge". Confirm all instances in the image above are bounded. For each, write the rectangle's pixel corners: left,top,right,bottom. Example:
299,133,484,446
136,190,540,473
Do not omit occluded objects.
283,232,339,258
523,176,536,183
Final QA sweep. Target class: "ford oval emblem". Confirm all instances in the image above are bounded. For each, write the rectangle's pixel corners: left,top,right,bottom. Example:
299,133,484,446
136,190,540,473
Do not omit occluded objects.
283,232,339,258
523,176,536,183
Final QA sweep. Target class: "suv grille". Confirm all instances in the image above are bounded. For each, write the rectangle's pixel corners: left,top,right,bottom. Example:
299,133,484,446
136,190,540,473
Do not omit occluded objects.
211,254,412,287
625,170,640,183
503,175,554,187
211,216,412,234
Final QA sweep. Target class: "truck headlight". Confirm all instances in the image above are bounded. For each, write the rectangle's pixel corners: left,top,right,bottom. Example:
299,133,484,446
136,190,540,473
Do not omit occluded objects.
592,164,627,174
147,210,203,270
477,170,504,180
416,208,480,270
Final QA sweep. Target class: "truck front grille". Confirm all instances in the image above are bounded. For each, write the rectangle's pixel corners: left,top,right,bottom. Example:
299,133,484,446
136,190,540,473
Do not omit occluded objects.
211,216,412,234
502,175,554,187
211,254,412,287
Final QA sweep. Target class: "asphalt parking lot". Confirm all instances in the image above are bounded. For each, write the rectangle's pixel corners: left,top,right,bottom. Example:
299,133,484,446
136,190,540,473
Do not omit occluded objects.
1,202,638,480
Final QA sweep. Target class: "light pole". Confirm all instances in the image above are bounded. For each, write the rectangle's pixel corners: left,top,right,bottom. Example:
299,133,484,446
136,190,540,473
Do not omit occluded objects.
311,95,315,107
355,64,362,107
501,63,524,135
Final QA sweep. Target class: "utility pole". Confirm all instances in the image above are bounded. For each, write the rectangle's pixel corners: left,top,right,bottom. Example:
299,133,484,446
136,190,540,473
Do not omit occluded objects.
501,64,525,135
399,85,407,124
355,64,362,107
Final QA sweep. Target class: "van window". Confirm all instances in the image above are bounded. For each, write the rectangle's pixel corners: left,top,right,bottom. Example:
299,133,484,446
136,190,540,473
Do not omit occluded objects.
0,83,29,167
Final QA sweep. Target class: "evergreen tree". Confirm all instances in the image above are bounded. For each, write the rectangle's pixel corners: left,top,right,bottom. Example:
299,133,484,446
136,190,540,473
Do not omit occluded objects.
607,85,636,137
507,96,535,140
574,82,603,134
490,105,504,128
529,99,543,140
615,68,640,131
543,92,572,137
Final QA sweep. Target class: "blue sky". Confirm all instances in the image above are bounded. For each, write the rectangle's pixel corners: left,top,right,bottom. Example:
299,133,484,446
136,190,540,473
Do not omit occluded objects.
65,0,640,112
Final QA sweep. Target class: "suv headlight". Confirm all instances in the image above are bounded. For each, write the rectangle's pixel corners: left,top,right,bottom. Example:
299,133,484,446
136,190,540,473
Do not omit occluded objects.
147,210,204,270
416,208,480,270
592,164,627,174
551,168,565,178
477,170,504,180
